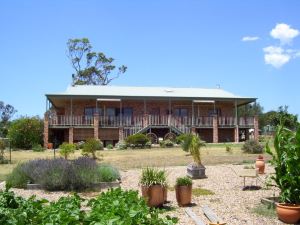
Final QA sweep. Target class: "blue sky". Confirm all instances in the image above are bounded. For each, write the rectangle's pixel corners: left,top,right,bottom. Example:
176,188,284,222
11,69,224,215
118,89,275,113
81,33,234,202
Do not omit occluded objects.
0,0,300,117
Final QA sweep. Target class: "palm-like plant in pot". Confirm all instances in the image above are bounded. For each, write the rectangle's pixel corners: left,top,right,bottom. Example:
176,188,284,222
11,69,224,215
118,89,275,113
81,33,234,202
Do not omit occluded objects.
182,134,206,179
139,167,167,207
175,176,192,206
266,124,300,224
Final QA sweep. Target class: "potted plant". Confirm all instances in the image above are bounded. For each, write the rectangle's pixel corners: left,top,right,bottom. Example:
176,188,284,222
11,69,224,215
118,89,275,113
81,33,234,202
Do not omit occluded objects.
255,154,265,174
139,167,167,207
266,124,300,223
175,176,192,206
182,134,206,179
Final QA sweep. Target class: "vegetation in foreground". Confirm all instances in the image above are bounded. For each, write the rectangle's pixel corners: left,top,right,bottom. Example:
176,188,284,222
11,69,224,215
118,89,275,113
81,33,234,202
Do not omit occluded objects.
0,188,177,225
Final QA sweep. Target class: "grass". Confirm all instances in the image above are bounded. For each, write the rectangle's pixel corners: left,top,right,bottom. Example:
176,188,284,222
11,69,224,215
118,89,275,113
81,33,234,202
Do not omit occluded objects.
251,204,276,218
192,188,215,196
0,144,272,181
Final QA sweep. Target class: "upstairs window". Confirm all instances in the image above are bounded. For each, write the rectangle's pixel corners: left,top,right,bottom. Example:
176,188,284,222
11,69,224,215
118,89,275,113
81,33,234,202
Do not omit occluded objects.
174,108,188,117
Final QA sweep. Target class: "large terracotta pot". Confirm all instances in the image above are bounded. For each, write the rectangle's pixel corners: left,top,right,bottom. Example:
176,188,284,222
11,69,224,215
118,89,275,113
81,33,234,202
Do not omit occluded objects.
47,143,53,149
255,156,265,174
175,185,192,206
141,185,164,207
276,203,300,223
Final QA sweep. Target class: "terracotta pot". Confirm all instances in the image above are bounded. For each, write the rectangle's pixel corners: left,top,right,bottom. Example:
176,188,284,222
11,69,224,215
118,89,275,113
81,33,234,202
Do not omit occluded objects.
175,185,192,206
163,186,167,203
255,157,265,174
141,185,164,207
47,143,53,149
276,203,300,224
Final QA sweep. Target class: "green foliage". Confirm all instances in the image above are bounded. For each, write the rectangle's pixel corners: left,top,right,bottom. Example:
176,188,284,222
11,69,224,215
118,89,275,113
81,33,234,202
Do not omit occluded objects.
125,133,150,149
86,188,177,225
160,139,174,148
5,164,29,189
266,124,300,204
252,204,276,218
181,134,206,165
175,134,187,144
67,38,127,86
0,139,8,164
8,116,43,149
192,188,214,196
82,138,103,159
116,141,127,150
140,167,167,187
75,141,85,150
225,143,232,153
106,144,113,149
59,142,75,159
98,164,120,182
0,101,17,138
175,176,192,186
242,139,264,154
0,188,177,225
32,143,44,152
180,134,193,152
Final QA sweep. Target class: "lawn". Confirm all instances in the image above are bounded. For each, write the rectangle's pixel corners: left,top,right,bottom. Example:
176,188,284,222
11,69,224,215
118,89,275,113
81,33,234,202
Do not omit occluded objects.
0,143,270,181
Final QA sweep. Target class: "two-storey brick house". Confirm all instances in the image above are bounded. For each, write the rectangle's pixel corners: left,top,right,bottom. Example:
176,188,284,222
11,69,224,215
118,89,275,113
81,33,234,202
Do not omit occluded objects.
44,85,258,147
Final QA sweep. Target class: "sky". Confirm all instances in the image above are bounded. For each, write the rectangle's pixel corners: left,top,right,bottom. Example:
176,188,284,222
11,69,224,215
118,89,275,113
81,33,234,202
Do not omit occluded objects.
0,0,300,118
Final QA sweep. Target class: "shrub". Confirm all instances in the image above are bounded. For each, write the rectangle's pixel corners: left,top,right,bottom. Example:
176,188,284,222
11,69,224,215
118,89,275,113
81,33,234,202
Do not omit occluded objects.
140,167,167,187
86,188,177,225
98,164,120,182
225,143,232,153
242,139,264,154
175,134,187,144
0,139,8,164
125,133,150,148
59,142,75,159
82,138,103,159
106,144,113,149
115,141,127,150
32,143,44,152
8,116,43,149
75,141,85,150
5,163,29,189
176,176,192,186
160,139,174,148
181,134,205,165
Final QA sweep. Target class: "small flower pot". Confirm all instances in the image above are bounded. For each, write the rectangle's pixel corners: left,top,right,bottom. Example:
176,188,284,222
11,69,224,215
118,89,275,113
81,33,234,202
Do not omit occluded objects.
175,185,192,206
141,185,164,207
276,203,300,224
255,156,265,174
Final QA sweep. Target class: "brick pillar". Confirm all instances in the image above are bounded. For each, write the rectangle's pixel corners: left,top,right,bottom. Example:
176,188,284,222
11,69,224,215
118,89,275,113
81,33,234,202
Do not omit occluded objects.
234,126,239,143
94,113,99,139
43,112,49,148
69,127,74,144
191,127,196,135
119,127,124,141
213,115,218,143
254,116,259,141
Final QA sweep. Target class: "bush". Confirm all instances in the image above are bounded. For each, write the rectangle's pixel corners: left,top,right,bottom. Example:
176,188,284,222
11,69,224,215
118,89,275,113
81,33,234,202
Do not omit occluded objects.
32,143,44,152
8,116,43,149
6,163,29,189
82,138,103,159
125,133,150,148
242,139,264,154
5,158,120,191
176,176,192,186
175,134,187,144
160,139,174,148
106,144,113,149
225,143,232,153
59,142,75,159
98,164,120,182
115,141,127,150
75,141,85,150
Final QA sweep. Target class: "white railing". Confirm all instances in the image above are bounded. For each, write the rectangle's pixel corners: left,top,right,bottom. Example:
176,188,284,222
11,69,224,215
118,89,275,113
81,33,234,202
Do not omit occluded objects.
49,115,93,126
239,117,254,126
194,116,213,127
218,116,235,126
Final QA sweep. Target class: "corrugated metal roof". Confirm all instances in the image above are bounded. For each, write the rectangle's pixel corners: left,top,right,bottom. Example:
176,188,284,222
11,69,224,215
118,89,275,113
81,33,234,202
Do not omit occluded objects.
46,85,255,100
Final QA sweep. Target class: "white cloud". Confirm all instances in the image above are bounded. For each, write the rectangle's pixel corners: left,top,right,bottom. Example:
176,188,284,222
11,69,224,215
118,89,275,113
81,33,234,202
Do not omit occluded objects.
270,23,299,45
242,36,259,42
263,46,291,68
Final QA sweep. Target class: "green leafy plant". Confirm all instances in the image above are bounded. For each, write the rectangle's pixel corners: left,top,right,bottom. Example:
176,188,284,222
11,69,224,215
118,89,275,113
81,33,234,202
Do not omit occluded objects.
160,139,174,148
0,139,8,164
116,141,127,150
175,176,192,186
175,134,187,145
225,143,232,153
106,144,113,149
82,138,103,159
242,139,263,154
59,142,75,159
266,124,300,204
181,134,206,165
125,133,150,149
140,167,167,187
32,143,44,152
98,164,120,182
5,163,29,189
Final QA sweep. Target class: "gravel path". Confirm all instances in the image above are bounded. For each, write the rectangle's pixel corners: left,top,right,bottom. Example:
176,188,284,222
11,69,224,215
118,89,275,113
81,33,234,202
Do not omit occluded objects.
0,164,286,225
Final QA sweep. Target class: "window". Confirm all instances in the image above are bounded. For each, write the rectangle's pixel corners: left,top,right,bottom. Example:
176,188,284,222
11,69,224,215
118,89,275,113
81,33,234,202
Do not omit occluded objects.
84,107,102,116
123,107,133,117
174,108,188,117
208,108,221,116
